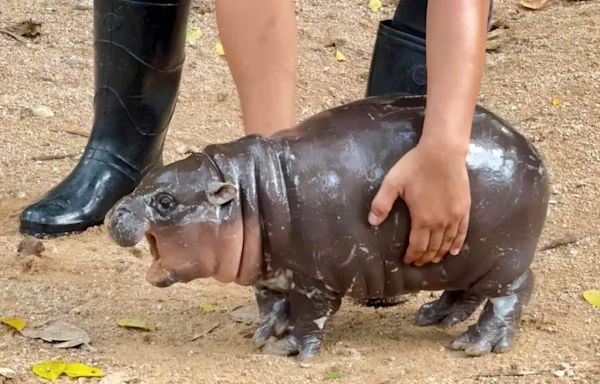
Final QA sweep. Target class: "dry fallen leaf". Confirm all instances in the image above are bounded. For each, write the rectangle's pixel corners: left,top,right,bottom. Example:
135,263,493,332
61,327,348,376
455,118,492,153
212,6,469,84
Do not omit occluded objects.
32,361,66,381
117,318,155,331
583,290,600,308
0,316,26,331
21,320,92,349
215,41,225,56
186,27,203,44
228,304,261,325
8,19,42,38
519,0,549,10
200,303,220,313
368,0,382,13
552,97,562,106
335,49,347,62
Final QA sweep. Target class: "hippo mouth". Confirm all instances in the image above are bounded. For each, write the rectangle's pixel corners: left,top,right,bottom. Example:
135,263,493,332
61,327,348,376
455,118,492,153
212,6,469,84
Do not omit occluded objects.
145,234,179,288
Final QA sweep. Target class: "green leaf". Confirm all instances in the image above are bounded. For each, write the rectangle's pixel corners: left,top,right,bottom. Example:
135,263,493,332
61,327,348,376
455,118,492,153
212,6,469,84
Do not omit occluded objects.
201,303,220,313
117,319,155,331
326,371,342,380
368,0,382,12
186,27,203,44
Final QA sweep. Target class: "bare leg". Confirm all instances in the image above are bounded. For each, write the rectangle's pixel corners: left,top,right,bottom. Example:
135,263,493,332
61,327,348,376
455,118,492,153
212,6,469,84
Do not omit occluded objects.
216,0,297,136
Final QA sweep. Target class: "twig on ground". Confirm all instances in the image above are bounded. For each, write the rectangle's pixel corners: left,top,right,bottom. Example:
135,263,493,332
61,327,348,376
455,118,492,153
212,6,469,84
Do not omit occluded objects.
0,29,27,43
190,323,221,341
539,234,587,251
49,128,90,138
474,369,547,379
32,153,79,161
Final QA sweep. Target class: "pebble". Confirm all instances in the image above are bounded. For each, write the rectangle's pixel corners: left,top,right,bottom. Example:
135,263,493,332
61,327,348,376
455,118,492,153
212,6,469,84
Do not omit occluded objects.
28,104,54,118
0,368,16,379
74,0,93,10
553,370,565,378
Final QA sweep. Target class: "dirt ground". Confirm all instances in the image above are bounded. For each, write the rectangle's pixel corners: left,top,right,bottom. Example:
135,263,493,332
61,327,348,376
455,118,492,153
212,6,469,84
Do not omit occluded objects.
1,0,599,383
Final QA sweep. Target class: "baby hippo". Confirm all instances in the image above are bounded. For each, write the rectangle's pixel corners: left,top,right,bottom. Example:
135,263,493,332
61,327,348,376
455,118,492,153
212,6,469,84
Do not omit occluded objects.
106,95,549,361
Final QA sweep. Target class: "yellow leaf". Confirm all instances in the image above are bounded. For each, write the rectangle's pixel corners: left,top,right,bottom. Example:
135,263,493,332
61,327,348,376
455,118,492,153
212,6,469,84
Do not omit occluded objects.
0,317,26,331
201,303,220,313
215,41,225,57
32,361,66,381
63,363,105,378
117,319,155,331
583,290,600,308
551,97,561,106
368,0,382,13
335,49,346,62
186,27,203,44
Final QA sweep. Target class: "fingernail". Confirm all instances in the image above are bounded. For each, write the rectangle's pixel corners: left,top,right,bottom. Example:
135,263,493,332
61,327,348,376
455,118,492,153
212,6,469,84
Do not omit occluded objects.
450,248,460,256
368,212,380,226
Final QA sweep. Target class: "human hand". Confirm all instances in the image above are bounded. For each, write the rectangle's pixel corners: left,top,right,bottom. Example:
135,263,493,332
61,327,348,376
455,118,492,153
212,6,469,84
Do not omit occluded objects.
368,142,471,266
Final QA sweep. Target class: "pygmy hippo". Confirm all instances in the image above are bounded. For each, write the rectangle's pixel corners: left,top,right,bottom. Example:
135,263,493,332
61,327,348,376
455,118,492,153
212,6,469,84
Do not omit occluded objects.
106,95,549,361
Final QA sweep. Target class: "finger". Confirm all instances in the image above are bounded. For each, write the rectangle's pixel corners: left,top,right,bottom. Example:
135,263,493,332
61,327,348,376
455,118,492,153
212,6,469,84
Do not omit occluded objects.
450,214,469,256
435,220,460,260
414,229,444,266
368,176,402,226
404,227,430,264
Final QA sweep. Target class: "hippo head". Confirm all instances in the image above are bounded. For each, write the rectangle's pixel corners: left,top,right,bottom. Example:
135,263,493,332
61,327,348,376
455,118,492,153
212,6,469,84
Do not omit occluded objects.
105,153,245,288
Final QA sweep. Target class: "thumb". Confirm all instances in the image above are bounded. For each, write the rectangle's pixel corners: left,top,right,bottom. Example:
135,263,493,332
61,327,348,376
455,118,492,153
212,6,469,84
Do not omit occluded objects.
368,174,403,226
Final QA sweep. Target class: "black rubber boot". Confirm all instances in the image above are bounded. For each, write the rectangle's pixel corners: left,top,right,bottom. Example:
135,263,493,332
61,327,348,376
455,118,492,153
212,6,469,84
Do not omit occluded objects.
20,0,191,237
366,0,428,97
366,0,493,97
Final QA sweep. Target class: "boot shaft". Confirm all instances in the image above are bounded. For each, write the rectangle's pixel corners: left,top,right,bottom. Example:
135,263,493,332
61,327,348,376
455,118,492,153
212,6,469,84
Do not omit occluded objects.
89,0,191,177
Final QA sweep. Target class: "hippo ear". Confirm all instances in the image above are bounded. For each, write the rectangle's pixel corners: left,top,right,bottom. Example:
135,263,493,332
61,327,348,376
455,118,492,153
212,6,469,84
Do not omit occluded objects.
207,182,238,205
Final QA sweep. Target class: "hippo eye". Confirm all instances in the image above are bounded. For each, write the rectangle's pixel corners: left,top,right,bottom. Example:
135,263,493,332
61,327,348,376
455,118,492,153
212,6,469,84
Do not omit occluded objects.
154,193,176,214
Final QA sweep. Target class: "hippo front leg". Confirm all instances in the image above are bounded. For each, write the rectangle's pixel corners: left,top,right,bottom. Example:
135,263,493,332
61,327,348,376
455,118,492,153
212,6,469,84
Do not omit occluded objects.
262,278,342,361
252,285,289,347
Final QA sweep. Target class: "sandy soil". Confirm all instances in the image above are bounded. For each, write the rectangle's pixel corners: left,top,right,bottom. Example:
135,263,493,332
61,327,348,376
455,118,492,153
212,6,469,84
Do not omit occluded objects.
1,0,599,383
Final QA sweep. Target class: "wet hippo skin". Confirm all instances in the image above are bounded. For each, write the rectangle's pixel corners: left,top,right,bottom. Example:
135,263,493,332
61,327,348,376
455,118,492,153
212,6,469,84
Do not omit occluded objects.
106,95,550,361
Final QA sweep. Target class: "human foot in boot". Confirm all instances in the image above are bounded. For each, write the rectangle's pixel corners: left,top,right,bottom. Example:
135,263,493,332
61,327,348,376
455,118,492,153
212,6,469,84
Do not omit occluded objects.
20,0,191,237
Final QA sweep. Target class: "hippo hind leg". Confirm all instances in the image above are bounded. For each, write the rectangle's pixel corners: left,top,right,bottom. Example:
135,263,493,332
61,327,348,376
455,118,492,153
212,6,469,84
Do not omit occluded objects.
449,269,534,356
415,290,484,327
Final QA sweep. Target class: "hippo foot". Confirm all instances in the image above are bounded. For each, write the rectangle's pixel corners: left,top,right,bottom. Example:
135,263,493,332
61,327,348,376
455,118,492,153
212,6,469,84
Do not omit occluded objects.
416,290,483,327
261,333,321,361
252,298,289,348
450,295,520,356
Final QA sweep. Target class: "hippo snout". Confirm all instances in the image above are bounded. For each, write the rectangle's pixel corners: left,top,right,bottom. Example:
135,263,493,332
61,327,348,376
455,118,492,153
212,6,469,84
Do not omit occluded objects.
105,198,150,247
